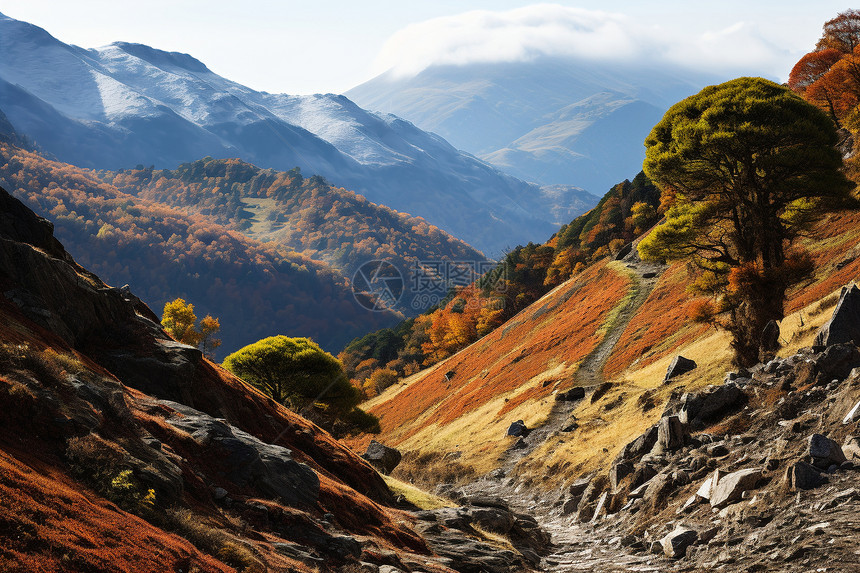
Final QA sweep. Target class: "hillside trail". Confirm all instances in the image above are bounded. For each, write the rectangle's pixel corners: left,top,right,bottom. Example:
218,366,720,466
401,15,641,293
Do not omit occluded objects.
460,247,667,572
499,248,665,471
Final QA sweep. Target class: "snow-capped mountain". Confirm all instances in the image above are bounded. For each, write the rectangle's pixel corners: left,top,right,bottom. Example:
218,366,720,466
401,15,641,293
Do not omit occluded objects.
0,13,598,256
347,57,724,194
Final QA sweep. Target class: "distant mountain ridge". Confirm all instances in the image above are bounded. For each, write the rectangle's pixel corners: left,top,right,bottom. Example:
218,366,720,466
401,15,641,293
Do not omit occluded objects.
0,13,599,255
347,57,723,194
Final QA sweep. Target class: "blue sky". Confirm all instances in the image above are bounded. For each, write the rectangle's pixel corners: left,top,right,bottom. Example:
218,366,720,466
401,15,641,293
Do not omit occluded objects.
0,1,853,94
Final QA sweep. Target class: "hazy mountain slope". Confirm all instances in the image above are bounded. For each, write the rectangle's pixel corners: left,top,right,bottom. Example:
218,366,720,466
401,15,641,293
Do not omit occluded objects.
0,13,598,255
347,57,720,192
0,143,398,357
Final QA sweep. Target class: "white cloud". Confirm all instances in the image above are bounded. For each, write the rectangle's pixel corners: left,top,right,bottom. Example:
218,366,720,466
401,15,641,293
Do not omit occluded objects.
373,4,797,80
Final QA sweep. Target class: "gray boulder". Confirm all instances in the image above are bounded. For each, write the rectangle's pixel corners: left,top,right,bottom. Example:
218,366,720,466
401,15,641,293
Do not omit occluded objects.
664,356,697,383
506,420,529,437
661,526,698,558
815,284,860,346
808,434,847,469
678,383,745,428
361,440,402,475
786,461,827,491
657,416,687,451
468,506,516,534
709,468,762,508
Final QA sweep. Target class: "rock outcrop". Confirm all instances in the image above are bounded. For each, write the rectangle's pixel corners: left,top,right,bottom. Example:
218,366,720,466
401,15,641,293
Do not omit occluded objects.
816,284,860,346
361,440,402,475
664,355,697,383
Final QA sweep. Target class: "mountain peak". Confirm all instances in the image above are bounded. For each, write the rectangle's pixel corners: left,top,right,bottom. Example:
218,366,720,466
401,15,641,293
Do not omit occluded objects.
107,41,211,73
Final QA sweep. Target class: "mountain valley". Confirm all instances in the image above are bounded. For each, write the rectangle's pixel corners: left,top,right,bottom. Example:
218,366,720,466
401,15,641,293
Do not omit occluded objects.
4,6,860,573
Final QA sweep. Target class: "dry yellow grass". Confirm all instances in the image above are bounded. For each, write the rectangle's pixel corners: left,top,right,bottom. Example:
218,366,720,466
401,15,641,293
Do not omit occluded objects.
392,365,569,475
381,475,454,510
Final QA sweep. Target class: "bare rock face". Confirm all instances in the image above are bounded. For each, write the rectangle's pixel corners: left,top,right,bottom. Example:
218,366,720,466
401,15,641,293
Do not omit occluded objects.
163,400,320,507
816,284,860,347
361,440,402,475
661,526,698,558
709,468,762,509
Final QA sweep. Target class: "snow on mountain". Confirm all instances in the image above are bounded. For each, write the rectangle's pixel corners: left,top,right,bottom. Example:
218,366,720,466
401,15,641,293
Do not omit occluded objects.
0,13,599,255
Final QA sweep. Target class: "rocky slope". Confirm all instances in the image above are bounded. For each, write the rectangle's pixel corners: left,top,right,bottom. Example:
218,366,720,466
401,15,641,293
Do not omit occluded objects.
0,13,598,255
350,190,860,571
0,185,552,572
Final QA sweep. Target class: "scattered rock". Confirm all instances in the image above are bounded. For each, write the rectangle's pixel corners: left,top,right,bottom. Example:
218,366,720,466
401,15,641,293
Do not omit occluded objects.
678,384,746,429
843,400,860,424
361,440,402,475
591,491,610,523
556,387,586,402
843,436,860,461
815,284,860,347
808,434,847,469
661,526,698,558
590,382,613,403
615,424,658,465
657,416,686,451
610,461,634,493
506,420,529,437
664,356,697,383
785,461,827,491
695,470,722,502
710,468,762,508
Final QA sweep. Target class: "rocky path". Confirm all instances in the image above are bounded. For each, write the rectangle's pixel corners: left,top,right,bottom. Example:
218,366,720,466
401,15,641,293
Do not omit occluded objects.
457,250,668,571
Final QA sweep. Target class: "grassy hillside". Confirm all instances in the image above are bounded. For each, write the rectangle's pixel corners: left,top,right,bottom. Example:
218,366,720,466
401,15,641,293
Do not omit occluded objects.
353,191,860,489
340,172,661,395
0,143,397,357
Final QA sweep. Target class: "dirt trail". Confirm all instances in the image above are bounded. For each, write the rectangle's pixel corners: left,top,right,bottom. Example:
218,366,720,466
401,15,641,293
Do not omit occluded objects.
463,248,667,571
498,250,665,470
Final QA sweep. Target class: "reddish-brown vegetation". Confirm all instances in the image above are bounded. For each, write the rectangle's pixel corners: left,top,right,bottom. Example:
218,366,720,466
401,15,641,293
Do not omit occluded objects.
365,262,631,443
604,264,709,379
106,158,483,271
